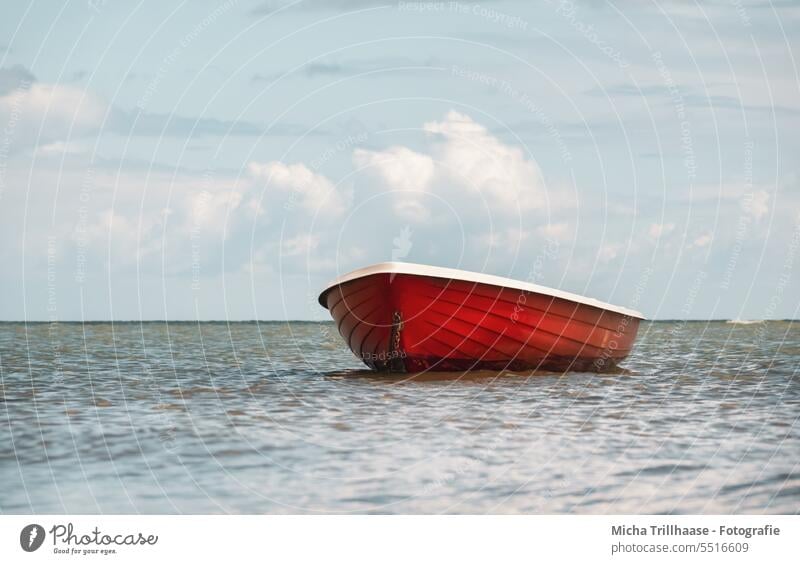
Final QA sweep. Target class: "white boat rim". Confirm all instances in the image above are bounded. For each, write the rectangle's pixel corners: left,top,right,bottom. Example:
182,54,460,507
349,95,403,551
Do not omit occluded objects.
318,261,645,319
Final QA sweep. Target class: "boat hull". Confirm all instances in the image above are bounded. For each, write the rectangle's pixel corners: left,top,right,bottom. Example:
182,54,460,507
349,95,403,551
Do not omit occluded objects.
321,271,640,373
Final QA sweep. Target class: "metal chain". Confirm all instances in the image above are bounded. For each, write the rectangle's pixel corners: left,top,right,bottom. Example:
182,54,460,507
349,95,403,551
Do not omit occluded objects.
391,311,403,355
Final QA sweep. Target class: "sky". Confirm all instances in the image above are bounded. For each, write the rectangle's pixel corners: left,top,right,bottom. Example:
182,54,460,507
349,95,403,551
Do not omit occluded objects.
0,0,798,321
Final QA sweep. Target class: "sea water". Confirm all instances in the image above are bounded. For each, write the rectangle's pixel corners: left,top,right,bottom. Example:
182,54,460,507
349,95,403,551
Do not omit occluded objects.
0,321,797,513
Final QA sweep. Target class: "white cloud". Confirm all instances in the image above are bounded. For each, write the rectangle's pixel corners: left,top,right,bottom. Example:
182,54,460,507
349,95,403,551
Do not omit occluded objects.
536,222,571,241
189,189,243,235
352,146,435,221
688,232,713,249
598,243,621,263
34,140,86,156
748,190,769,221
0,82,107,147
423,110,544,211
648,222,676,239
353,146,435,193
248,161,348,218
282,233,319,257
73,208,164,262
352,111,546,223
476,227,530,251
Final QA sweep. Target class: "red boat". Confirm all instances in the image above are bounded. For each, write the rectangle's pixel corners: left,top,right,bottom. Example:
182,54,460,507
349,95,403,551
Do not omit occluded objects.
318,262,644,373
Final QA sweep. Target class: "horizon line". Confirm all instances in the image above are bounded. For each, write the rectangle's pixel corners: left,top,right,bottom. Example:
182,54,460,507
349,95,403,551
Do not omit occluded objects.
0,318,797,323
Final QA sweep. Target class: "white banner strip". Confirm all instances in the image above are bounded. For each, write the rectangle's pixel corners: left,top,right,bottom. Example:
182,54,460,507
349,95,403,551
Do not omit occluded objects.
1,515,797,563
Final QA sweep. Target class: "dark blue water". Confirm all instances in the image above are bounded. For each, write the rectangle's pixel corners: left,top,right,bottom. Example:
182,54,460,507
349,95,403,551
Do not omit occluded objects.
0,321,798,513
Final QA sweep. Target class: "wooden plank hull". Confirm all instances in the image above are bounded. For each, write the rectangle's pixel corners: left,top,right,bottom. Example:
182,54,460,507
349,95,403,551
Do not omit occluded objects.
320,267,641,373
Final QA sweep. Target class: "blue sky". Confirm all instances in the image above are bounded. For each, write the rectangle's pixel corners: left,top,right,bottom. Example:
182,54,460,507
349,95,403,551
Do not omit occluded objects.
0,0,798,320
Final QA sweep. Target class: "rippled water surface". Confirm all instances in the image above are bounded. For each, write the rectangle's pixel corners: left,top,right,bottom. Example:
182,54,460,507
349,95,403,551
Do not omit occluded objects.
1,321,798,514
